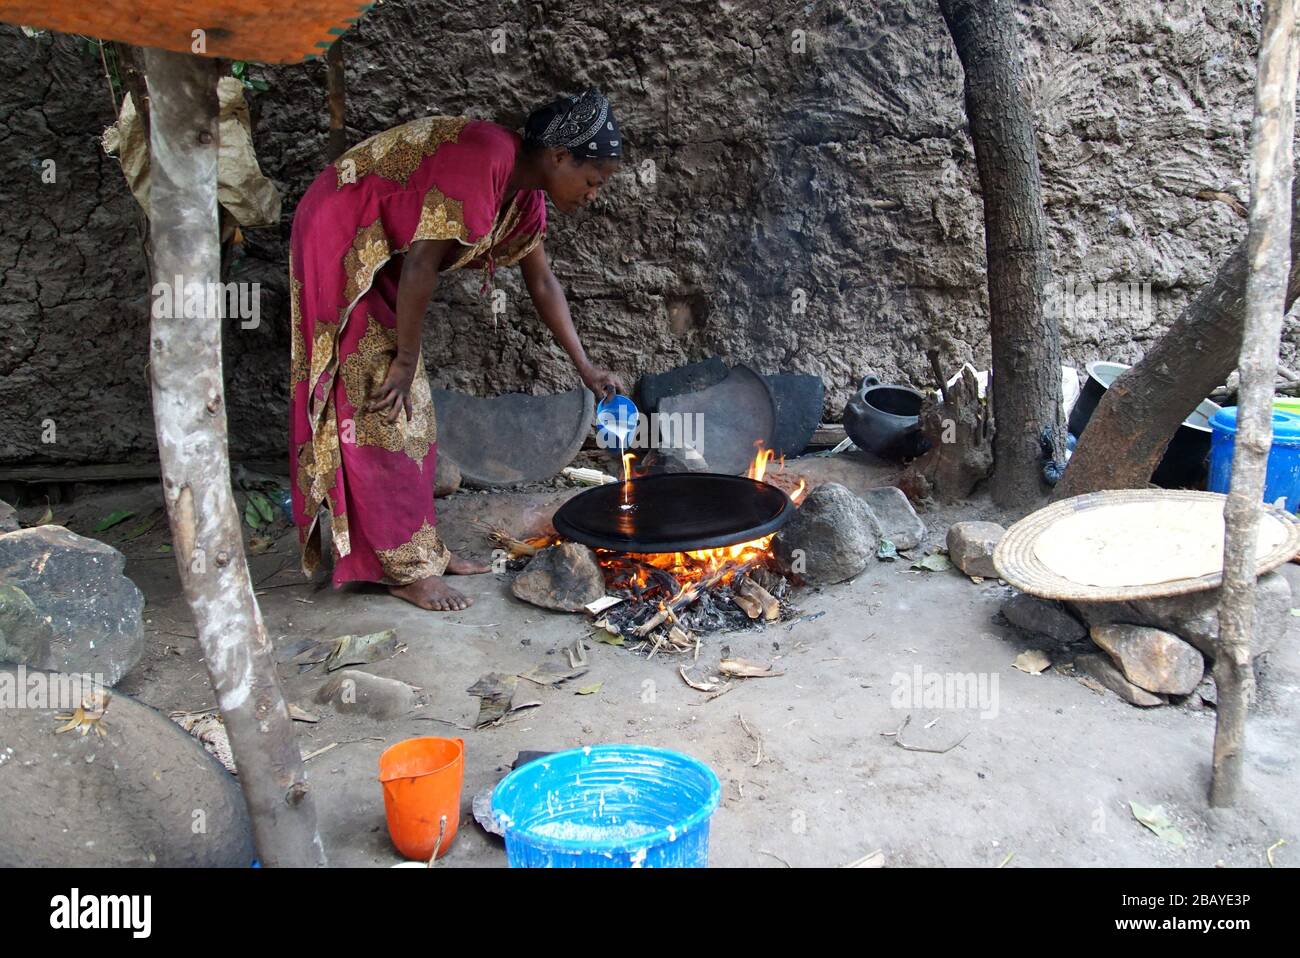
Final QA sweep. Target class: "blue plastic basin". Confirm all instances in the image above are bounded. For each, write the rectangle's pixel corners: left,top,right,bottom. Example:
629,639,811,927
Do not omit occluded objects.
1208,407,1300,511
491,745,721,868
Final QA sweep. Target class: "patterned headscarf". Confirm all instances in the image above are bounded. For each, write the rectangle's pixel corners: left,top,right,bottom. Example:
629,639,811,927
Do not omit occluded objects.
524,89,622,161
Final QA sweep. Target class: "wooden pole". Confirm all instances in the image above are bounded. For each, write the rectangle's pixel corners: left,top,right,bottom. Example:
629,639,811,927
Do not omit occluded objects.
938,0,1065,508
1210,0,1299,807
143,47,327,864
325,38,347,162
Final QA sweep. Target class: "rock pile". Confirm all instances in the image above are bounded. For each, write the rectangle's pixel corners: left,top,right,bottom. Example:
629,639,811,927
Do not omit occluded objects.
1002,572,1293,708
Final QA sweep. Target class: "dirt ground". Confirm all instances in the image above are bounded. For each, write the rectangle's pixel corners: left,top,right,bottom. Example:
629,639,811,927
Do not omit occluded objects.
17,455,1300,868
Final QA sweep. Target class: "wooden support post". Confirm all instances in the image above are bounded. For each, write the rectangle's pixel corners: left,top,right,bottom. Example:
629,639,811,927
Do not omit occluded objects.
1210,0,1299,807
143,47,326,864
326,38,347,162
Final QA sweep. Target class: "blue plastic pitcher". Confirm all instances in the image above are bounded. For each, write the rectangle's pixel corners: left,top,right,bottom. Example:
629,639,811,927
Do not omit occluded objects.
595,391,639,451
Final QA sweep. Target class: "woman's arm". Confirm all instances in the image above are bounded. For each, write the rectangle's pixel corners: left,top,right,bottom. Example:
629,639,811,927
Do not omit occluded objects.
367,238,453,423
520,242,625,396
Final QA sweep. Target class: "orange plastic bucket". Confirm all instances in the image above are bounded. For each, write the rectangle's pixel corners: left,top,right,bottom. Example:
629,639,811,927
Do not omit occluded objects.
378,737,464,860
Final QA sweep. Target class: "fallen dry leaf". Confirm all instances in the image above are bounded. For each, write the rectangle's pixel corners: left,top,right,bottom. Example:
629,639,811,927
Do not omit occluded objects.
719,658,784,679
679,666,720,693
1013,650,1051,675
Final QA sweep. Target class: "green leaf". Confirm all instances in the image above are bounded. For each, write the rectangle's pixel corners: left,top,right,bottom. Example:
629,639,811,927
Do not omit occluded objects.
911,553,953,573
232,60,247,76
243,501,265,530
247,492,276,524
575,683,603,696
94,510,135,533
876,537,898,562
1129,802,1186,848
250,79,270,92
592,629,625,647
122,515,158,540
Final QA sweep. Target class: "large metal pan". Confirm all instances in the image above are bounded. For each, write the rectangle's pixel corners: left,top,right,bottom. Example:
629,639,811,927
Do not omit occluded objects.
552,473,795,553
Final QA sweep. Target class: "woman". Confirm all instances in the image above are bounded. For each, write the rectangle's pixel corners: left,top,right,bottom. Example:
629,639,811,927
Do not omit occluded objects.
289,90,624,612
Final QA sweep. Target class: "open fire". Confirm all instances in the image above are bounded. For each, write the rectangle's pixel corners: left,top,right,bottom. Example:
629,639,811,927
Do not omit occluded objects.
590,445,807,652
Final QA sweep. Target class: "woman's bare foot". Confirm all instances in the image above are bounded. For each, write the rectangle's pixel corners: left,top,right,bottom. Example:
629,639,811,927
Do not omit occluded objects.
390,575,473,611
446,552,490,575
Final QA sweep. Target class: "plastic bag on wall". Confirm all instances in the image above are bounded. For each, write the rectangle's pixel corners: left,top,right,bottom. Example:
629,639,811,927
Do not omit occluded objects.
101,77,281,229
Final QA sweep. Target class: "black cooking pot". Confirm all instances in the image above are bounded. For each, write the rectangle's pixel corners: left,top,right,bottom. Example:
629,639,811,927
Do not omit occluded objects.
1069,360,1222,489
843,375,927,462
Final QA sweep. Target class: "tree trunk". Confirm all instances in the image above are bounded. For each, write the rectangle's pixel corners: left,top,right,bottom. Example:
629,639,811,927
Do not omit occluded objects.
939,0,1064,508
1054,177,1300,499
1210,0,1298,808
143,48,326,865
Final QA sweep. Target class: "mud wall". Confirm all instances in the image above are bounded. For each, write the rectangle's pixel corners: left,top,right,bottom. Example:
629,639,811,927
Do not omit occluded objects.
0,1,1288,465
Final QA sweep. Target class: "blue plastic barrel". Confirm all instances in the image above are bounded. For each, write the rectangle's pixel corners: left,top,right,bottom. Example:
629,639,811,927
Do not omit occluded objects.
1207,407,1300,511
491,745,721,868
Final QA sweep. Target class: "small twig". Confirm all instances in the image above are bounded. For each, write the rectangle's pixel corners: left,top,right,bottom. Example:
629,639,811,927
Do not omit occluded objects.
738,713,763,767
426,815,448,868
302,736,384,762
1267,838,1287,867
890,714,970,754
302,742,338,762
687,684,735,706
97,40,120,117
412,716,474,731
758,849,791,868
254,558,296,587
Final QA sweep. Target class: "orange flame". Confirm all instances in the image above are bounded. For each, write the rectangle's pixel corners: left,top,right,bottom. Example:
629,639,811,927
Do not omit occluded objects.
598,442,798,590
747,443,775,482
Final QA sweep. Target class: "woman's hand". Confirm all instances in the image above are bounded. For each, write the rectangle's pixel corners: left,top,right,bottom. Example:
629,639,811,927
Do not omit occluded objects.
367,353,418,424
579,363,625,399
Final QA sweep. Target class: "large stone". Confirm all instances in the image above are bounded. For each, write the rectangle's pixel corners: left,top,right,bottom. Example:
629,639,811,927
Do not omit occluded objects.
511,542,606,611
317,669,421,719
0,583,54,667
0,666,256,867
1002,593,1087,644
774,482,879,584
638,447,709,474
1070,570,1291,662
1090,624,1204,695
1075,654,1167,707
946,521,1005,578
0,499,18,533
861,486,927,550
0,526,144,686
435,455,462,498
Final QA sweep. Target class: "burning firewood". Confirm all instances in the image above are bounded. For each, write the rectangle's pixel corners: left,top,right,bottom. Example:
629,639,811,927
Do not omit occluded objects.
474,520,554,558
731,589,762,619
668,625,694,648
735,576,780,621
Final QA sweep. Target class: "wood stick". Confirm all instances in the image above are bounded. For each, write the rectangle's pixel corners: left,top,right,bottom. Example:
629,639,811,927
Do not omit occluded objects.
1211,0,1299,808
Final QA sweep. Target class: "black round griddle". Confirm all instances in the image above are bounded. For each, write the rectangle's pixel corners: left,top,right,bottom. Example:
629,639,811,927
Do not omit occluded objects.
553,472,796,553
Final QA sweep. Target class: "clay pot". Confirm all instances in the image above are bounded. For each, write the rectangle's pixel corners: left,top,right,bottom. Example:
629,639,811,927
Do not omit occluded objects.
843,375,927,462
